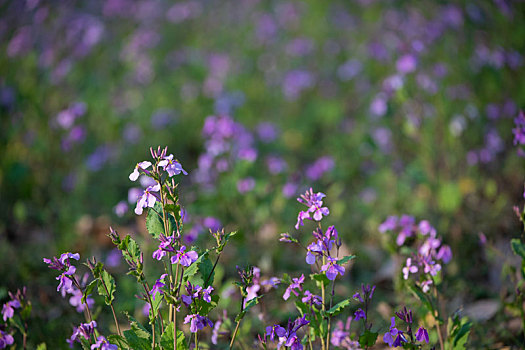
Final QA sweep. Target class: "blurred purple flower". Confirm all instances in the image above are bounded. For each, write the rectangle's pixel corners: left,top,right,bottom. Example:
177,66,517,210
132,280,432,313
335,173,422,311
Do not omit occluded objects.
237,177,255,193
283,70,314,100
306,156,334,181
113,201,128,217
396,54,417,74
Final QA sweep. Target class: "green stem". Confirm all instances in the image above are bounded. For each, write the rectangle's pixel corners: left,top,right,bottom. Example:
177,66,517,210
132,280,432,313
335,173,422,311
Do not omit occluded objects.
230,297,245,350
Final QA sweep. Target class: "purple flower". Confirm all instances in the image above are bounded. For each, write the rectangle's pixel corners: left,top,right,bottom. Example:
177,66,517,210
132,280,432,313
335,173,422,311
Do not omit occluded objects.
415,327,429,343
513,111,525,146
266,324,286,341
69,287,94,313
149,274,167,300
134,183,160,215
152,234,176,260
402,258,418,280
305,156,334,181
113,201,128,217
296,188,330,224
44,252,80,292
379,216,398,233
0,330,14,349
1,300,20,321
420,279,433,293
283,274,305,300
383,317,406,347
396,54,417,74
301,290,322,306
321,257,345,280
237,177,255,193
68,321,97,347
129,161,152,181
295,211,311,230
171,246,198,266
305,240,323,264
436,245,452,263
354,308,366,321
184,314,213,333
91,336,118,350
352,292,363,303
159,154,188,177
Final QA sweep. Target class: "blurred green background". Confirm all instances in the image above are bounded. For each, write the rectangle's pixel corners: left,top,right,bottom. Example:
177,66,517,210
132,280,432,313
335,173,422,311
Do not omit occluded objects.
1,0,524,347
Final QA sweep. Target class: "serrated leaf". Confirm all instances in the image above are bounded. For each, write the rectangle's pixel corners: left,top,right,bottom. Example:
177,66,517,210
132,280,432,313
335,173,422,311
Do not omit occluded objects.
97,270,116,305
337,255,356,265
161,323,187,350
118,235,142,275
123,329,150,350
326,299,351,316
235,296,263,322
82,280,97,305
511,239,525,259
123,314,151,350
358,330,378,347
107,335,129,349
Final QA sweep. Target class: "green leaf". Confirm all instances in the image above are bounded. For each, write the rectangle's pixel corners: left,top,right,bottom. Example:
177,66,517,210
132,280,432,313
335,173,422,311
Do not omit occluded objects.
407,283,436,318
199,254,215,287
82,280,97,305
123,315,151,350
119,235,141,263
337,255,356,265
107,335,129,349
310,273,330,288
36,343,47,350
146,201,177,238
326,299,351,316
511,239,525,259
294,301,310,317
161,323,187,350
149,293,163,319
97,270,116,305
358,330,378,347
235,296,263,322
123,329,150,350
195,294,219,316
183,249,210,280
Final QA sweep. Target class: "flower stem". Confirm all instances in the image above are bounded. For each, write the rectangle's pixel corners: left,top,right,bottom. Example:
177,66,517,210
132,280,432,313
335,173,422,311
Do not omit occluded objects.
230,296,245,350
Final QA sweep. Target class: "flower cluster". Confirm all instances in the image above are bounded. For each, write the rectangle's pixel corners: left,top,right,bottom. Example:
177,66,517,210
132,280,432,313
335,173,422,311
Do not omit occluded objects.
383,307,429,348
295,188,330,229
43,252,80,293
67,320,97,347
352,284,376,325
379,216,452,292
183,314,213,333
330,317,360,349
129,147,187,215
181,281,214,306
194,115,257,189
264,316,310,350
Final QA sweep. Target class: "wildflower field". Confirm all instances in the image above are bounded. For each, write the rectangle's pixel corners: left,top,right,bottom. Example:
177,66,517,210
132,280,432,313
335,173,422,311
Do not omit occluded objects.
1,0,525,349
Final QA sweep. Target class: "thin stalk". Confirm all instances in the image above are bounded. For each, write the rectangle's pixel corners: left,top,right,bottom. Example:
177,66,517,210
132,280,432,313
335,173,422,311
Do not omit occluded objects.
326,279,336,349
204,252,222,286
100,277,122,336
195,331,199,349
72,277,93,323
433,285,444,350
230,296,245,350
